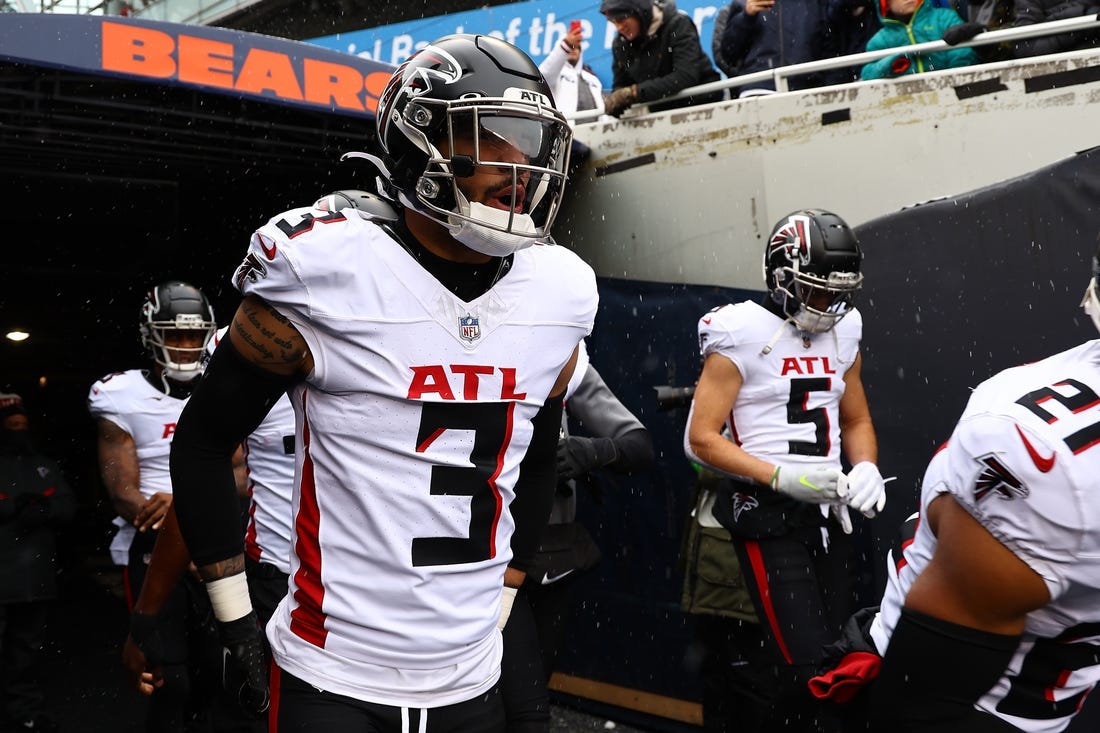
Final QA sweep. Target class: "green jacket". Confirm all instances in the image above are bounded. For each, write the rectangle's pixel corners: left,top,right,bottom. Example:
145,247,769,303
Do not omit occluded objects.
860,0,980,79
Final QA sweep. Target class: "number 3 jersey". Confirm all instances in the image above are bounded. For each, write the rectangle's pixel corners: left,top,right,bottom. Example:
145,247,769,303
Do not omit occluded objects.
232,205,598,707
872,339,1100,733
695,300,863,469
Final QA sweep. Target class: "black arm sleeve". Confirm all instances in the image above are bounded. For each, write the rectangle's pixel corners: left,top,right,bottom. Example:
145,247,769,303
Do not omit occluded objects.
170,336,298,568
609,427,655,474
867,608,1021,733
508,393,564,574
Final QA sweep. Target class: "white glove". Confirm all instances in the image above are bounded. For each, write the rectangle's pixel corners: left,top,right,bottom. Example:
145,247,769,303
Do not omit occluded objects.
831,503,853,534
771,464,844,504
498,586,518,631
844,462,888,517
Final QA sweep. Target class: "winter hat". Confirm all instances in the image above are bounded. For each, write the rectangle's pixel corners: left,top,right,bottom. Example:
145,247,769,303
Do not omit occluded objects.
0,392,26,421
600,0,649,19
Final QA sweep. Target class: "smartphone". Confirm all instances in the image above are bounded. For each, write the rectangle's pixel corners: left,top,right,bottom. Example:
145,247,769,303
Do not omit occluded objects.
569,19,582,34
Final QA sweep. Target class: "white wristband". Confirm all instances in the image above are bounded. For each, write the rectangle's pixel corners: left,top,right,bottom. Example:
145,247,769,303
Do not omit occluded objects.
205,572,253,623
498,586,518,631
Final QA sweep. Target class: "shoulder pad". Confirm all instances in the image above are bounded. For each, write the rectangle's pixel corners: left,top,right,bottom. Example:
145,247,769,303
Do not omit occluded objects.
313,190,399,223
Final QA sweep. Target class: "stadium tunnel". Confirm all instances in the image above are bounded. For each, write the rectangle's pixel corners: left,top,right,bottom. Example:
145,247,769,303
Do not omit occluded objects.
0,13,392,549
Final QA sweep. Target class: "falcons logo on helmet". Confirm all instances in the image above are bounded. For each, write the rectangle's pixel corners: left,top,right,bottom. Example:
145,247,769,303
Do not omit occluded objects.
378,45,464,146
767,214,812,265
973,453,1030,501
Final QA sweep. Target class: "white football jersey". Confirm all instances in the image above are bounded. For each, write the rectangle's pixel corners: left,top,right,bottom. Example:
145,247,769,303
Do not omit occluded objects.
208,328,296,575
697,300,863,469
873,339,1100,733
232,205,597,706
87,369,188,565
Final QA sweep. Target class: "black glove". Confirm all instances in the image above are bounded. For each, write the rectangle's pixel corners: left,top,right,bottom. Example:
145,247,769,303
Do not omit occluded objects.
129,611,167,668
942,22,985,45
219,611,270,718
556,436,618,481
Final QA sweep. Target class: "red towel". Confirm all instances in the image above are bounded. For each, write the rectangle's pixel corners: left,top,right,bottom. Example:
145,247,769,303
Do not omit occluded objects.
807,651,882,703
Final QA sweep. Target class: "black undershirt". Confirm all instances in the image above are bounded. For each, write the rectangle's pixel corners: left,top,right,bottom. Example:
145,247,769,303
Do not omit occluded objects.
384,217,513,303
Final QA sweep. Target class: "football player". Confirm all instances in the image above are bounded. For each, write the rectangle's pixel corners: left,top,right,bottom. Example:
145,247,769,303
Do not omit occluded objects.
683,209,887,732
860,242,1100,731
88,281,223,731
165,34,597,731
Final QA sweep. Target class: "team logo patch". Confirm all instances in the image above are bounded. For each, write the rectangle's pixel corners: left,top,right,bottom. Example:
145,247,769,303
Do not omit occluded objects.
233,252,268,291
974,453,1029,501
731,492,760,521
459,313,481,343
767,213,812,266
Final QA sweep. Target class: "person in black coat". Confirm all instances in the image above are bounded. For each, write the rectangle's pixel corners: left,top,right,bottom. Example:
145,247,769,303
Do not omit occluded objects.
1013,0,1100,57
0,393,76,733
600,0,724,115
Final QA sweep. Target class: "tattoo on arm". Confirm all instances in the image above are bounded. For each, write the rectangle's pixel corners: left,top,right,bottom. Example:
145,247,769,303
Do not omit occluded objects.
232,296,308,374
197,555,246,583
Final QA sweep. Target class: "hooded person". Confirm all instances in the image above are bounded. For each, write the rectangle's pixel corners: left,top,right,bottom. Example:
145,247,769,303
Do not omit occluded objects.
538,23,606,118
600,0,723,115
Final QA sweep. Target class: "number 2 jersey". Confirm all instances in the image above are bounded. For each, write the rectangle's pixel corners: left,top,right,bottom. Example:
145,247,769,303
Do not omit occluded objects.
232,204,598,707
872,339,1100,732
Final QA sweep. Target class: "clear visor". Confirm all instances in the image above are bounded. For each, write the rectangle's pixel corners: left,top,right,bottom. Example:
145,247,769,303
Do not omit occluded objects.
446,108,568,172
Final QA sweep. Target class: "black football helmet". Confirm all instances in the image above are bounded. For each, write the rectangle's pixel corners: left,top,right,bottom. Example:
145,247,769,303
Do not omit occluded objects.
764,209,863,333
139,281,216,383
372,34,572,256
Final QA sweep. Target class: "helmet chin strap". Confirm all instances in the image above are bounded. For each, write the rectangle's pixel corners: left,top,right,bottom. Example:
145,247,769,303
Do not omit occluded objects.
445,189,543,258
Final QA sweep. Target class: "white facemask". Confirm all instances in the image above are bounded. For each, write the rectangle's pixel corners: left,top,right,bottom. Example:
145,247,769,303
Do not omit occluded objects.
446,201,543,258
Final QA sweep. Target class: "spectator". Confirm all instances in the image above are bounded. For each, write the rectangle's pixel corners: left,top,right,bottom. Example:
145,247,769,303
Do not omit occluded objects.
165,33,597,729
1013,0,1100,58
87,281,230,732
860,0,980,79
0,392,76,733
968,0,1017,60
538,22,606,171
712,2,741,77
500,340,655,730
719,0,831,97
823,0,882,83
683,209,887,733
600,0,723,115
538,23,605,118
816,238,1100,733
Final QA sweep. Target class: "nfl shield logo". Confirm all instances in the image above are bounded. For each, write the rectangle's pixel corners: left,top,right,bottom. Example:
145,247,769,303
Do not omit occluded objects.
459,313,481,343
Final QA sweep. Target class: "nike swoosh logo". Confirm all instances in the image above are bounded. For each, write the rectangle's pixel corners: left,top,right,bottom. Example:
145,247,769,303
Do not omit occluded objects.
541,569,575,585
258,233,277,261
1016,425,1055,473
702,317,712,324
799,476,822,492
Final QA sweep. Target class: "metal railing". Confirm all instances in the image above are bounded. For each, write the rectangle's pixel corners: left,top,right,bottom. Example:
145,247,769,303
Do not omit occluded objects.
570,14,1100,123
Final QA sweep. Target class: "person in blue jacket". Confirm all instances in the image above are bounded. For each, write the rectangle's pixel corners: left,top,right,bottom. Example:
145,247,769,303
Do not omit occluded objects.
860,0,980,79
719,0,832,96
